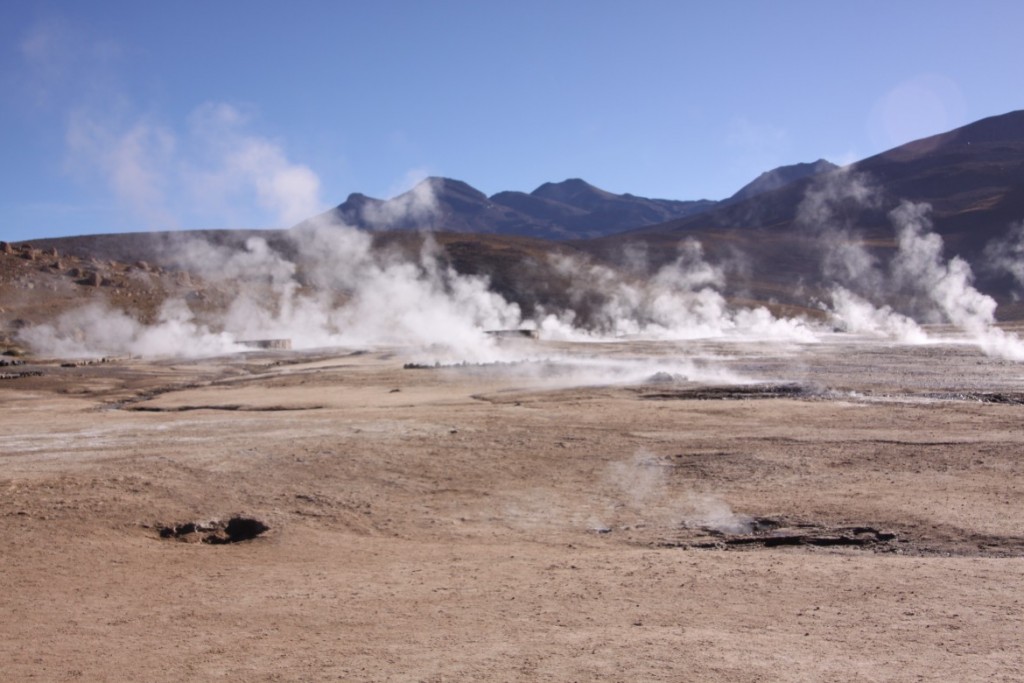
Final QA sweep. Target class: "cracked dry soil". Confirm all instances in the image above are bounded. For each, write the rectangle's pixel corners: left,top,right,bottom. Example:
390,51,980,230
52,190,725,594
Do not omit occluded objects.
1,337,1023,681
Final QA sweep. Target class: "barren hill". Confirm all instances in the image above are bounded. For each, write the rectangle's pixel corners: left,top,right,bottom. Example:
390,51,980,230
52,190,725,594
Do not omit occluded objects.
583,110,1024,312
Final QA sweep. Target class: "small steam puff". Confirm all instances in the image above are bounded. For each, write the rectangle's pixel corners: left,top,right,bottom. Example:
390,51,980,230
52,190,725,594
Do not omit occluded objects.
360,177,441,230
686,493,753,535
603,449,752,534
984,220,1024,293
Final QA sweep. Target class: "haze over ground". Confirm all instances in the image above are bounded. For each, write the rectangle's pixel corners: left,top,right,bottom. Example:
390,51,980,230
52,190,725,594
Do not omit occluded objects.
3,1,1023,241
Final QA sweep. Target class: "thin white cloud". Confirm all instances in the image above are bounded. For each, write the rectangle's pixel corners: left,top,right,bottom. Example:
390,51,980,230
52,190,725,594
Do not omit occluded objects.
17,17,123,110
18,18,324,231
185,102,323,227
63,100,324,230
64,110,178,229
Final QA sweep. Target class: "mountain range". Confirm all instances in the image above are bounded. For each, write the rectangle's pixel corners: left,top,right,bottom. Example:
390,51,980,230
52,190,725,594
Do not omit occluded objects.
16,109,1024,320
320,161,836,241
580,110,1024,308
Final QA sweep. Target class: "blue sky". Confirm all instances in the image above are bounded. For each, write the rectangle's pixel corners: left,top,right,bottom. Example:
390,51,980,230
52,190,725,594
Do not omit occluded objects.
2,1,1022,241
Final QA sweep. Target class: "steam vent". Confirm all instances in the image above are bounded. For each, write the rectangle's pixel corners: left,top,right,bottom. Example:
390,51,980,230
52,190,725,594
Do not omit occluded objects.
485,329,539,340
239,339,292,350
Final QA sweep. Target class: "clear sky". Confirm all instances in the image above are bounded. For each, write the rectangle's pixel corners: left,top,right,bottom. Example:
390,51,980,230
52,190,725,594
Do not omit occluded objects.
2,0,1022,241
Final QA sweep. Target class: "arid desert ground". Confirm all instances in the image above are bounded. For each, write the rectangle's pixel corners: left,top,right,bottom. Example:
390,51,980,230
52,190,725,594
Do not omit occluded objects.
2,333,1023,681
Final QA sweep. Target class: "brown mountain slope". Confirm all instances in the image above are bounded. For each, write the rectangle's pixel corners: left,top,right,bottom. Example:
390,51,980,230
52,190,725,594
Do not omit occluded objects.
584,110,1024,311
618,110,1024,244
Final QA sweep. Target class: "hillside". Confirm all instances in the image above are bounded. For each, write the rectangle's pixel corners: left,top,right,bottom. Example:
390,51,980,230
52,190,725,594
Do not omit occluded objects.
584,110,1024,312
616,110,1024,249
724,159,838,204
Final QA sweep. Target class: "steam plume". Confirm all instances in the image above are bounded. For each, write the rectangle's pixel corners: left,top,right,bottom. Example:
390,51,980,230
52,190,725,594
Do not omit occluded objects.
984,221,1024,293
887,203,1024,360
538,240,816,343
606,449,752,534
803,169,1024,359
19,300,238,358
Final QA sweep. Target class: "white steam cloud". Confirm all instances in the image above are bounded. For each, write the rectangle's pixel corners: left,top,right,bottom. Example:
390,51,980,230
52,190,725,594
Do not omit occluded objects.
802,170,1024,360
985,221,1024,293
19,300,238,359
20,202,523,361
65,113,179,230
826,287,927,343
797,168,884,295
537,240,816,343
185,103,322,227
360,175,441,230
21,174,823,362
65,102,323,230
28,100,1024,368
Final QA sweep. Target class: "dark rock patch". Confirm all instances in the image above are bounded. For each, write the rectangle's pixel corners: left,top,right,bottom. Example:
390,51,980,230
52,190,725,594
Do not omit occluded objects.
929,391,1024,405
485,329,539,339
659,517,900,552
655,516,1024,556
640,383,816,401
127,403,322,412
156,517,269,544
0,370,43,380
76,271,104,287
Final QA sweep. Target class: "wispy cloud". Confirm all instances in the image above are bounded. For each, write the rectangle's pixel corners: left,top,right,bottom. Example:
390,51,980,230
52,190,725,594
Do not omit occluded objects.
62,100,323,230
65,110,178,229
18,16,324,231
17,17,122,109
185,102,323,227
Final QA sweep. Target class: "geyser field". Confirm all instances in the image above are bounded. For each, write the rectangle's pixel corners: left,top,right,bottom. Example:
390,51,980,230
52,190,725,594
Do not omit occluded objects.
2,329,1024,680
3,166,1024,679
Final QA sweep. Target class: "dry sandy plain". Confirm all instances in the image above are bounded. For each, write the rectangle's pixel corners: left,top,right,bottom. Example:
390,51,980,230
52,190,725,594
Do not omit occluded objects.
2,333,1023,681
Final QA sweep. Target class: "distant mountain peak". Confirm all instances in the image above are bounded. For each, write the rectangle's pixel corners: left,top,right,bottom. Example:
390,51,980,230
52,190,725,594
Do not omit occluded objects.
343,191,374,203
727,159,838,203
425,177,488,201
531,178,611,203
534,177,595,191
